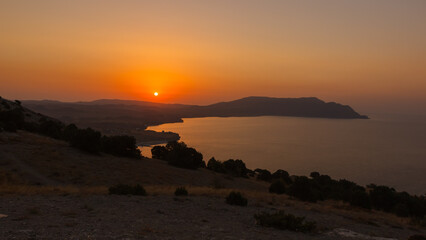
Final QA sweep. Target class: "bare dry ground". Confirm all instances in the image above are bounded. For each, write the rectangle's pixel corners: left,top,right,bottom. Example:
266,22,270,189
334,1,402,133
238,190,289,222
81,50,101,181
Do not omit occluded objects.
0,131,425,239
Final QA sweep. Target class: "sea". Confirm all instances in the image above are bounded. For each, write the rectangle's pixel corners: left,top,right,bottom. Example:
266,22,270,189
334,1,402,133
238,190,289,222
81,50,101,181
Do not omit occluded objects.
141,114,426,195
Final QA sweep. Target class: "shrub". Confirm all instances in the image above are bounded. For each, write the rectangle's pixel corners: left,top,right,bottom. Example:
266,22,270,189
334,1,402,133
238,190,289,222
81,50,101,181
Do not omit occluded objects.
38,119,64,139
0,109,25,130
272,169,292,183
349,190,371,209
69,128,102,153
369,185,397,212
254,210,316,233
255,168,272,182
226,191,248,206
174,187,188,196
62,124,78,141
164,141,205,169
222,159,248,178
101,135,141,159
269,179,286,194
109,184,147,196
151,145,168,160
287,176,323,202
207,157,225,173
310,171,320,179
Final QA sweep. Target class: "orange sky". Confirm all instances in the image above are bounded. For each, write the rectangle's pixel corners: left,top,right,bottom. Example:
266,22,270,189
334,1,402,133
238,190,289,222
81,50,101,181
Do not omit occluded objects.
1,1,426,114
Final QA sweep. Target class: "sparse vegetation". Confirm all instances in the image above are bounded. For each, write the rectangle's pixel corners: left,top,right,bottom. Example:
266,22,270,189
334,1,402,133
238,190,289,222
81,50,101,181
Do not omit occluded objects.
254,210,316,233
108,184,147,196
226,191,248,206
174,187,188,196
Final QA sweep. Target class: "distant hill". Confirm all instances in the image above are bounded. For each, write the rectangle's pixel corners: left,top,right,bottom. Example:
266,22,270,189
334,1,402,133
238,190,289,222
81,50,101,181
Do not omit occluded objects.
19,96,367,143
22,96,366,128
179,97,368,119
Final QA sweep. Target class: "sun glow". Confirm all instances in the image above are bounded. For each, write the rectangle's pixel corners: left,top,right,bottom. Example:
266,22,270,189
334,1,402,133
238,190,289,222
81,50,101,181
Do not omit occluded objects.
154,92,159,96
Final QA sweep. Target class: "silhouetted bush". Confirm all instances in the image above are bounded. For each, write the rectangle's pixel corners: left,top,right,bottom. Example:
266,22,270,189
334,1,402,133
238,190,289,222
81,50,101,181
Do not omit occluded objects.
108,184,147,196
0,109,25,130
272,169,292,183
1,101,11,110
226,191,248,206
281,172,426,219
69,128,102,153
222,159,248,178
269,179,286,194
38,118,64,139
151,141,205,169
165,141,205,169
151,145,168,160
101,135,141,158
349,190,371,209
255,168,272,182
207,157,225,173
62,124,78,141
310,171,320,178
174,187,188,196
207,157,250,178
369,185,397,212
287,176,323,202
254,211,316,233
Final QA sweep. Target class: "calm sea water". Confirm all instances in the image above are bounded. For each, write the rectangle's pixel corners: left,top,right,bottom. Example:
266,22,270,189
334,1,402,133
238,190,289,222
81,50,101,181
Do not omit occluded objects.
142,115,426,194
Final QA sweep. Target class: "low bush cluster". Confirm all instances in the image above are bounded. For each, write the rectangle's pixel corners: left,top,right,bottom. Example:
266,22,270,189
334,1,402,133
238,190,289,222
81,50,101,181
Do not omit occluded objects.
108,184,147,196
174,187,188,196
269,171,426,220
250,168,293,184
151,141,205,169
206,157,249,178
254,210,316,233
226,191,248,206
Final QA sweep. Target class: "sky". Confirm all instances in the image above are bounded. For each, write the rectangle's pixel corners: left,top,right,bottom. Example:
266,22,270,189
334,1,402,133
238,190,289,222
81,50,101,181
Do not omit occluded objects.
1,0,426,114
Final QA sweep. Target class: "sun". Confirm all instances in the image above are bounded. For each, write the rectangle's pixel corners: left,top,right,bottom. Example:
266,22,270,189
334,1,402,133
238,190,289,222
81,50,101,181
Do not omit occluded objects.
154,92,159,96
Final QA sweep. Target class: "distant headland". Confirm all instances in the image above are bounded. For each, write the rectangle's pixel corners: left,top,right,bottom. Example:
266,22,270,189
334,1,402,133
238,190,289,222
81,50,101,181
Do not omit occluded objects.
19,96,367,143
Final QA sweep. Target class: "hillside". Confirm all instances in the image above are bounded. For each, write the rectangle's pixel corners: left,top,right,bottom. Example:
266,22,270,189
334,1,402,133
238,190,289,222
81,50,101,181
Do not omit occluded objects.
0,99,424,239
0,129,424,239
180,97,368,119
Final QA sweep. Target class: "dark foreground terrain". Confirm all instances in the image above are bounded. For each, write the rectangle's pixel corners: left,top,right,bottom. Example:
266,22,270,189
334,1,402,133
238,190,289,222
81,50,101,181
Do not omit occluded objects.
0,194,423,240
0,131,425,240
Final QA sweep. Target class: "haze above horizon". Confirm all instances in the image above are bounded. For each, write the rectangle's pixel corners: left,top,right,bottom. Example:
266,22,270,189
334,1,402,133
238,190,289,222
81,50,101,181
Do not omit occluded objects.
1,0,426,115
